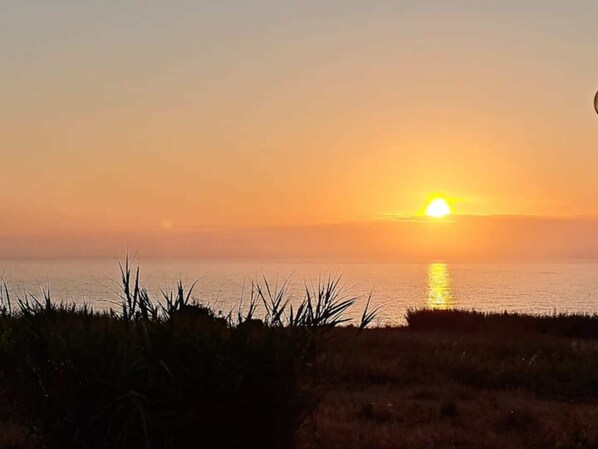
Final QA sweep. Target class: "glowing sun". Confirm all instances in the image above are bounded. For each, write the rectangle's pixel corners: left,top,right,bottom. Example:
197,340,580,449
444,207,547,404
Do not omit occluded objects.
425,198,451,218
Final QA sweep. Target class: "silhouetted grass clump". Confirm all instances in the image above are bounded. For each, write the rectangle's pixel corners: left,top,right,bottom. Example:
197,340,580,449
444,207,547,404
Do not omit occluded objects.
0,258,376,449
406,309,598,339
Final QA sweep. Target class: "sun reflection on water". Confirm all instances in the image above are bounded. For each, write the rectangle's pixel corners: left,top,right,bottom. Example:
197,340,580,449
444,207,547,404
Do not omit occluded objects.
426,263,455,310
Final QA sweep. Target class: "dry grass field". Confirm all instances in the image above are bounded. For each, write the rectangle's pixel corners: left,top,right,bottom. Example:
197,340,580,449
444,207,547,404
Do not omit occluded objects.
298,318,598,449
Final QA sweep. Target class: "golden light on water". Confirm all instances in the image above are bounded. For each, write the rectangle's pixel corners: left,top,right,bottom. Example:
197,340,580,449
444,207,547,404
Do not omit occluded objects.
426,263,455,310
425,198,451,218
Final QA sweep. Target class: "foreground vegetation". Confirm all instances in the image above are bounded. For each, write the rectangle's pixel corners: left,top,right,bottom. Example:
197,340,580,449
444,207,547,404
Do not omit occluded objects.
0,260,375,449
299,310,598,449
0,265,597,449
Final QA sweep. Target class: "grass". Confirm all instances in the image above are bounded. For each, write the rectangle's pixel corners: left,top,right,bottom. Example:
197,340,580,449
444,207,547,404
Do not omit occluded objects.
0,257,375,449
297,312,598,449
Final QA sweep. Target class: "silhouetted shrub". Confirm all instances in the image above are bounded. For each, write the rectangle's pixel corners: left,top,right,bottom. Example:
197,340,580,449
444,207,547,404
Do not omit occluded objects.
406,309,598,339
0,259,376,449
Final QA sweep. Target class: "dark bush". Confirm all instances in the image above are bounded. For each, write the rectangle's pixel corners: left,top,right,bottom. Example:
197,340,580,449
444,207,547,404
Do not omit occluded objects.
2,311,310,448
406,309,598,339
0,259,376,449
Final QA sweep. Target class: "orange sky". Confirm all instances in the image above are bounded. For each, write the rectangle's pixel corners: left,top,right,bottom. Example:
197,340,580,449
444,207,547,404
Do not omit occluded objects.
2,1,598,259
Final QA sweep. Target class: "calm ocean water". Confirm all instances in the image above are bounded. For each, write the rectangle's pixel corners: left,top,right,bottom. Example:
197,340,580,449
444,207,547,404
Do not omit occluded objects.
1,259,597,325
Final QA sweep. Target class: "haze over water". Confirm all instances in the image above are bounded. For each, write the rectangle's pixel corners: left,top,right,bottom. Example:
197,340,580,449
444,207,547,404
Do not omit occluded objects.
2,259,597,325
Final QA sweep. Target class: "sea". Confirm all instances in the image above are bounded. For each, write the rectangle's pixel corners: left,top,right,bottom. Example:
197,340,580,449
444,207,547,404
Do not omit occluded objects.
1,259,597,326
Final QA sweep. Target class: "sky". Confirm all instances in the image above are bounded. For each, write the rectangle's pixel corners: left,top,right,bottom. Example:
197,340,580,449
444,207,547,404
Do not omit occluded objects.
2,1,598,259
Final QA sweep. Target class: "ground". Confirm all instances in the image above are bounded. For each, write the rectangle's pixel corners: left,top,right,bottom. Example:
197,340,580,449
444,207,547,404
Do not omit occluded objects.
298,327,598,449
